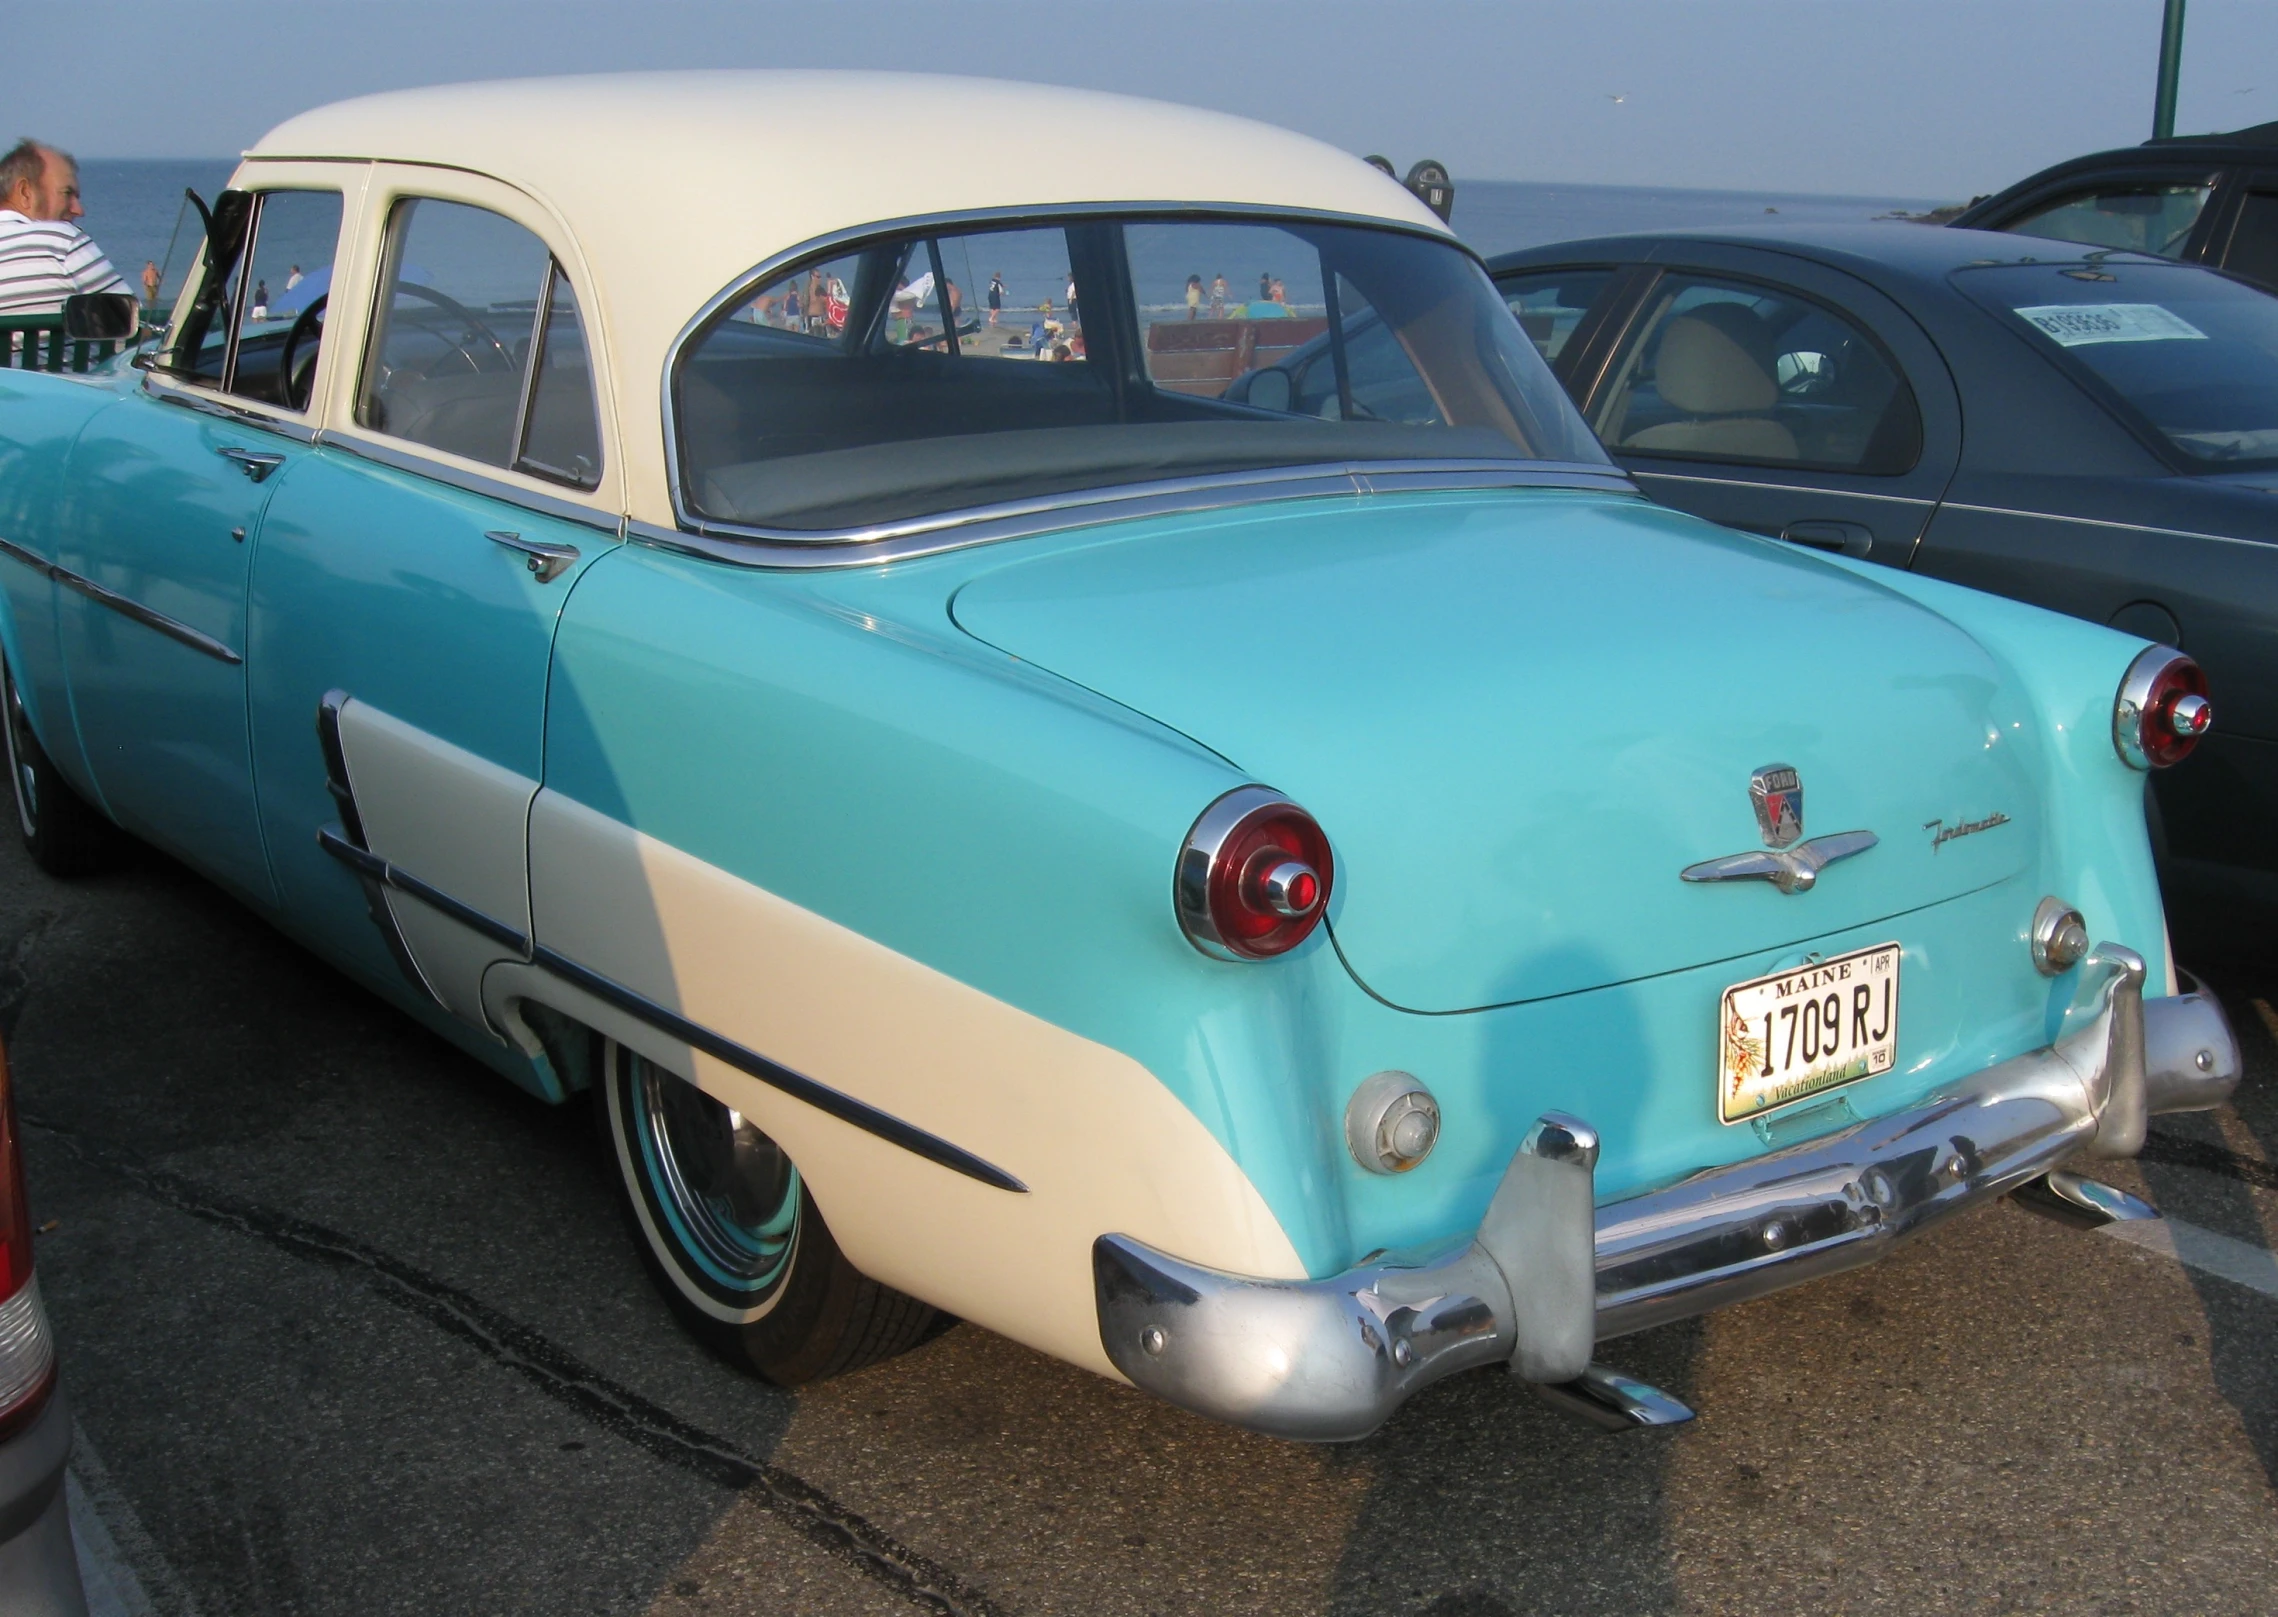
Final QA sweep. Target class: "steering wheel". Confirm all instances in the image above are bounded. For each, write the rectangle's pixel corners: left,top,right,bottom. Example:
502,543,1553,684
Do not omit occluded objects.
385,282,521,380
278,294,327,412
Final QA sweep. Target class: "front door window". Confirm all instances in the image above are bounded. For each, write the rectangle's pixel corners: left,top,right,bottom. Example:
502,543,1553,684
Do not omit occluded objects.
229,191,343,412
1500,269,1617,369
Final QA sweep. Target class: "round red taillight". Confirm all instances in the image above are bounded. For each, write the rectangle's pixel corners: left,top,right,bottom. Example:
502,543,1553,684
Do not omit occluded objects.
1175,786,1335,960
2114,646,2212,770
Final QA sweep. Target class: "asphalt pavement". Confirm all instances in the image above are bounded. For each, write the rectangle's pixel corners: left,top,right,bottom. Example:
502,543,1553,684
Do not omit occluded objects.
5,827,2278,1615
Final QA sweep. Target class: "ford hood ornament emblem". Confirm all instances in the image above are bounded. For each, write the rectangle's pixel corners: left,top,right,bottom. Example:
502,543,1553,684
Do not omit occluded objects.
1750,764,1803,849
1681,763,1878,895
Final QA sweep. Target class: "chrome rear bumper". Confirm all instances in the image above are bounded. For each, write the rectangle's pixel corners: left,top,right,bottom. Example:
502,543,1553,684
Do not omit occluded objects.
1094,946,2239,1441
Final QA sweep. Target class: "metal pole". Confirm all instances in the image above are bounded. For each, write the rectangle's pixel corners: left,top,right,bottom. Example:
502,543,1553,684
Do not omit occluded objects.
2153,0,2188,140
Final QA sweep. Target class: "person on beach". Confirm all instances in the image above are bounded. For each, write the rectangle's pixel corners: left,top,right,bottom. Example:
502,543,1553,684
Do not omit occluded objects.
0,138,126,316
140,260,160,307
987,271,1005,326
1210,274,1227,316
285,264,303,291
1185,274,1203,319
1258,271,1272,302
1065,274,1079,328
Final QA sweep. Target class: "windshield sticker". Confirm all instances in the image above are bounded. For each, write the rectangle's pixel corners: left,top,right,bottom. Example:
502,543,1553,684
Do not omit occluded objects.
2014,303,2208,347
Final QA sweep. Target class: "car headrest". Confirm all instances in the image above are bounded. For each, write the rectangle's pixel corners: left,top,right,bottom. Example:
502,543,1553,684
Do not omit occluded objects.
1654,304,1780,415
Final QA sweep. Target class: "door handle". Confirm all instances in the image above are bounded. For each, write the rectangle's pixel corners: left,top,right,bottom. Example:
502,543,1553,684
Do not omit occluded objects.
1780,520,1875,559
218,446,287,483
485,530,580,584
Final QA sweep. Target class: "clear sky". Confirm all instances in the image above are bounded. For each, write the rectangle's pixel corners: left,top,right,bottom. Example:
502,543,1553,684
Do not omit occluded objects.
22,1,2276,201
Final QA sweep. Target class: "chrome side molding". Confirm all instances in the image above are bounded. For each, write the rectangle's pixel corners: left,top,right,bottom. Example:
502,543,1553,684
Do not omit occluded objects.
1095,945,2238,1442
0,534,242,666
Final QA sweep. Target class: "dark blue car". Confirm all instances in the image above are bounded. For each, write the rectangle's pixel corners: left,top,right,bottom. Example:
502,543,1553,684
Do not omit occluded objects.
1485,225,2278,944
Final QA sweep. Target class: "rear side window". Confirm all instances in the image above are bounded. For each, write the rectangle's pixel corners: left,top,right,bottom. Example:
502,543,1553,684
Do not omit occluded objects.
1592,272,1921,474
1998,182,2213,260
357,198,602,487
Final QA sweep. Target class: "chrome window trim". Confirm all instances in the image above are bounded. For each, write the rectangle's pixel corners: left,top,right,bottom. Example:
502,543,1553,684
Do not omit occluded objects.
0,534,242,665
1939,500,2274,551
629,461,1637,571
658,201,1618,554
1629,468,1935,507
142,373,319,444
319,430,625,537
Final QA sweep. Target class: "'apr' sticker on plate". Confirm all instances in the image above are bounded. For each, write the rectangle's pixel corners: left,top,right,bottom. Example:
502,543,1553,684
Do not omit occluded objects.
2014,303,2208,347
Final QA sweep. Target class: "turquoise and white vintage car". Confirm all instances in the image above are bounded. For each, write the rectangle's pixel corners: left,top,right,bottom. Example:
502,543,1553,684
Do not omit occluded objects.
0,74,2245,1438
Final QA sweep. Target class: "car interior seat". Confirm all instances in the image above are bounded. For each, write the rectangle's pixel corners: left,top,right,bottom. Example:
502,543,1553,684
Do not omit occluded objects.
1621,303,1799,461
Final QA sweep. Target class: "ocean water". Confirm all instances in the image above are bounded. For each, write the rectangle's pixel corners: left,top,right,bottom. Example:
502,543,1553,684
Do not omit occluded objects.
1449,178,1949,257
72,160,1947,308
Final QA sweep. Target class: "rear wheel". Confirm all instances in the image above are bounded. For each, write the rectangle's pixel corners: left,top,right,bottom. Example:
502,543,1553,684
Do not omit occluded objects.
2,650,113,877
597,1041,944,1384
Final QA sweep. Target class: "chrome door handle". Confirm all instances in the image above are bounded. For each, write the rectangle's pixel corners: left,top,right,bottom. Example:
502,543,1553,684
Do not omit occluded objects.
218,446,287,483
485,530,580,584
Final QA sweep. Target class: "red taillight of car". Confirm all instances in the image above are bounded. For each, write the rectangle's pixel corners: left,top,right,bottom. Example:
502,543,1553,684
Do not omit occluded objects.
0,1040,56,1442
2114,646,2213,770
1175,786,1335,960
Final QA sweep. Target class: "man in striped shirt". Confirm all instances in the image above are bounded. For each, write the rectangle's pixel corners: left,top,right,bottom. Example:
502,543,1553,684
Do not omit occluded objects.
0,138,126,317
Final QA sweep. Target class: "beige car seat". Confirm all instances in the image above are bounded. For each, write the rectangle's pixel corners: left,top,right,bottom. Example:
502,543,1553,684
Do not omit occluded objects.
1622,303,1798,460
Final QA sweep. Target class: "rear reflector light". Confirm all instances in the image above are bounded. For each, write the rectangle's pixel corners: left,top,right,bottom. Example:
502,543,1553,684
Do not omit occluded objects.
0,1041,55,1441
2114,646,2212,770
1175,786,1335,960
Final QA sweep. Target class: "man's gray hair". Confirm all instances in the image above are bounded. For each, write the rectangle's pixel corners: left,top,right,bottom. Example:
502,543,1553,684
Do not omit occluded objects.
0,139,65,201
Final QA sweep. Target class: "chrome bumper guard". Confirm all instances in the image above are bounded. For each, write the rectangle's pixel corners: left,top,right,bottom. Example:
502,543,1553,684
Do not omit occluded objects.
1094,946,2239,1441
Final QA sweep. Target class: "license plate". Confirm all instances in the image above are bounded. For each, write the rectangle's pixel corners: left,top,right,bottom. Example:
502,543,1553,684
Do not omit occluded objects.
1718,944,1900,1124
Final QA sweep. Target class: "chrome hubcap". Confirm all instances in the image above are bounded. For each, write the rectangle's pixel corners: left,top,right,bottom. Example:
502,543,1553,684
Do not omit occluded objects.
636,1062,800,1289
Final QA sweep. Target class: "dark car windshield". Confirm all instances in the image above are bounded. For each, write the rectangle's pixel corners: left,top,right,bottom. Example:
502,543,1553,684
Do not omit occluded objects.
672,213,1608,534
1958,261,2278,470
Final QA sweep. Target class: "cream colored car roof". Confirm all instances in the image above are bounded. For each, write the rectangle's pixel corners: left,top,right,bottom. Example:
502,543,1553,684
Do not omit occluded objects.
246,71,1449,524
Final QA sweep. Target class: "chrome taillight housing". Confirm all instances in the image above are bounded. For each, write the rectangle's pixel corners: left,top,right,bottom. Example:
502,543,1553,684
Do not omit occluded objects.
1175,786,1334,960
2114,645,2212,770
0,1040,54,1443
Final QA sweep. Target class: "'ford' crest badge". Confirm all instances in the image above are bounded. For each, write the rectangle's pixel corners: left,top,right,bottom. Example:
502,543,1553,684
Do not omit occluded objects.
1750,764,1803,849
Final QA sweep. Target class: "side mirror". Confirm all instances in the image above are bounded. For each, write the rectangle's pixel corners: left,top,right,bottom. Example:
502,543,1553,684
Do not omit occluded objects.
1244,367,1295,413
62,292,139,342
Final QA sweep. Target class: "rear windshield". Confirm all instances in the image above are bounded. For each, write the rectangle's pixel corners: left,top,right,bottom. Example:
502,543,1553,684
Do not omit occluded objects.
1958,260,2278,470
672,213,1608,533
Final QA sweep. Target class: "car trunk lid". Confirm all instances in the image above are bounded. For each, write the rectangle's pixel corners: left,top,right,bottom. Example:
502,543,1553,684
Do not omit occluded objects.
951,490,2037,1012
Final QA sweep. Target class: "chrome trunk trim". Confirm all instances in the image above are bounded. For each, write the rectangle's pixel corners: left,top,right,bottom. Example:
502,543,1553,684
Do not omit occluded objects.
1094,948,2240,1441
630,462,1637,573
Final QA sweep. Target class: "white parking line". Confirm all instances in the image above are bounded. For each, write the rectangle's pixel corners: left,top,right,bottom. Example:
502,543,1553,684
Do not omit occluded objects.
67,1421,197,1617
2102,1215,2278,1301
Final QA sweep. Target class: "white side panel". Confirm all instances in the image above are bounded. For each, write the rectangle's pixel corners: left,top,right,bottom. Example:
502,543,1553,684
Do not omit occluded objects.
337,700,537,1028
336,701,536,928
524,787,1303,1379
